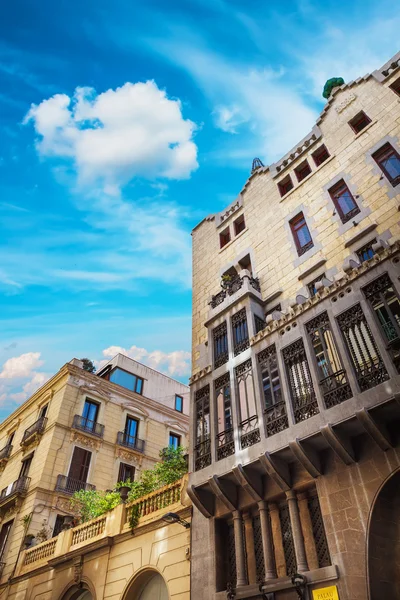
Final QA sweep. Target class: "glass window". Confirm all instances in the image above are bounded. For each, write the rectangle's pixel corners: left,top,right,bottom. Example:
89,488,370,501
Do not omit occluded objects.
356,239,376,263
19,454,33,479
118,462,135,483
232,308,249,356
219,228,230,248
282,339,319,423
175,395,183,412
329,180,360,223
39,404,48,419
234,215,246,235
307,274,325,297
295,160,311,182
213,322,228,368
0,520,13,560
390,77,400,97
290,212,313,256
278,175,293,197
312,145,330,167
348,111,371,133
125,416,138,441
372,143,400,186
109,368,144,394
82,399,99,426
169,433,181,449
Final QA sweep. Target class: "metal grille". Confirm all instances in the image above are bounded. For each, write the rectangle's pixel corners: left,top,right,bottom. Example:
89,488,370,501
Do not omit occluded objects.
232,308,249,356
356,239,376,263
308,495,331,568
236,360,261,448
258,345,288,436
282,339,319,423
194,385,211,470
279,504,296,576
213,322,229,368
255,314,266,333
215,373,235,460
227,521,237,587
253,514,265,583
336,304,389,391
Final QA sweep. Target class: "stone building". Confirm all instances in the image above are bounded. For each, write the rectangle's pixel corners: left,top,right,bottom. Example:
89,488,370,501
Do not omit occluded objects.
0,354,189,598
188,52,400,600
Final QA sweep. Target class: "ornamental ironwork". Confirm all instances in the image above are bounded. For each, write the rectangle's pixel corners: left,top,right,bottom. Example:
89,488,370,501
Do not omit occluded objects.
232,308,249,356
279,504,296,576
264,401,289,436
282,339,319,423
216,429,235,460
239,415,261,448
336,304,389,391
214,322,229,369
227,522,237,587
209,275,261,309
258,345,288,435
235,360,261,448
195,384,211,471
308,495,331,568
253,514,265,583
194,439,212,471
215,373,235,460
255,314,266,333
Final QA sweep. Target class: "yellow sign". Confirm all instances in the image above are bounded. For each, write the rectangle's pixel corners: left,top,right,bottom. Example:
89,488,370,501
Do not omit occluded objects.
312,586,339,600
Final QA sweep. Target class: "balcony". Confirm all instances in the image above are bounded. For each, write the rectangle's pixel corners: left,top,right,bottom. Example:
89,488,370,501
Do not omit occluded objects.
0,444,12,468
55,475,95,495
319,370,352,409
239,415,261,449
21,417,47,447
0,476,30,508
72,415,105,438
208,271,261,315
116,432,145,453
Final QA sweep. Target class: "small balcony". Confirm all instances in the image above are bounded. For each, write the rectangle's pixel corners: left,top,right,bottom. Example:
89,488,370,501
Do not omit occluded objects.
21,417,47,447
0,444,12,468
55,475,95,496
116,432,145,453
72,415,105,438
0,476,31,508
208,270,261,318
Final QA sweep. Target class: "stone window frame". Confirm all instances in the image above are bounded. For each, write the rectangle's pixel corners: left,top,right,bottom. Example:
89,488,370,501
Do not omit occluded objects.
328,179,361,224
294,159,312,183
278,174,294,197
233,214,246,236
372,142,400,187
219,227,231,249
65,443,95,485
348,110,371,134
284,204,322,268
365,134,400,201
312,144,330,167
322,172,371,236
389,76,400,96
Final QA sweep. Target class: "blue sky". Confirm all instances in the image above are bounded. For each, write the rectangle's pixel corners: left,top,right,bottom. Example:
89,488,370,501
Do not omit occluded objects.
0,0,399,419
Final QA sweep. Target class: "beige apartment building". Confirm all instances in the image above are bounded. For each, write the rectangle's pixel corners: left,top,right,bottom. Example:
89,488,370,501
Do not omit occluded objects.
188,52,400,600
0,354,190,599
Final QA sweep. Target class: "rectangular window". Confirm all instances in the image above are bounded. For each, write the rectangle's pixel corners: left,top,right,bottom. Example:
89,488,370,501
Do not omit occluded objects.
257,345,288,436
235,360,260,449
213,321,228,368
254,314,266,333
356,239,376,263
294,160,311,182
349,110,371,133
290,212,313,256
282,339,319,423
19,454,33,479
109,368,144,394
329,180,360,223
336,303,389,391
363,273,400,373
372,143,400,186
232,308,249,356
68,447,91,483
81,399,99,432
194,385,211,471
124,416,139,446
307,273,325,297
52,515,65,538
219,227,230,248
390,77,400,96
312,144,330,167
175,394,183,412
169,433,181,449
118,462,135,483
278,175,293,197
234,214,245,236
306,312,352,408
214,373,234,461
39,404,48,419
0,520,13,561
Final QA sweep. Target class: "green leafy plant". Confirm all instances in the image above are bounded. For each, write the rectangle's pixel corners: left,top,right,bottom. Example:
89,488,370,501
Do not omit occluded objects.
20,514,32,527
35,519,52,543
70,489,121,523
128,504,141,531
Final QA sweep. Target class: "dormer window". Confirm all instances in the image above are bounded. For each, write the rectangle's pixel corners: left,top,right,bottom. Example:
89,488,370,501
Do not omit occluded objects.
278,175,293,197
390,77,400,97
349,111,371,134
219,227,230,248
295,160,311,182
234,214,245,236
312,145,330,167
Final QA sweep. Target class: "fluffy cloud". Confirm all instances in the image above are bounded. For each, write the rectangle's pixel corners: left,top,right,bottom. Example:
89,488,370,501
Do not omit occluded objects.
23,81,198,187
0,352,44,379
0,353,50,409
101,344,191,377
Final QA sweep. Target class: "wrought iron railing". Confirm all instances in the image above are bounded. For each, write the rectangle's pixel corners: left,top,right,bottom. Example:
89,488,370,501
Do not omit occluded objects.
341,205,361,224
194,438,211,471
71,515,107,545
381,320,399,342
116,432,145,453
239,415,261,449
254,314,266,333
0,476,31,501
0,444,12,461
292,386,319,423
21,417,47,445
216,429,235,461
209,275,260,308
125,479,182,524
55,475,95,495
264,401,289,436
72,415,105,438
319,369,352,408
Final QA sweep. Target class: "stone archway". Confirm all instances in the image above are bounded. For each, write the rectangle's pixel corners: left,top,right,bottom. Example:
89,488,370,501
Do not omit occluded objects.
124,570,169,600
60,588,93,600
368,469,400,600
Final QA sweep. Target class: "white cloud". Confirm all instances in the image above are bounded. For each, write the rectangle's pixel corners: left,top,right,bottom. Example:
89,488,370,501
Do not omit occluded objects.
101,344,191,377
23,81,198,188
0,352,44,379
10,372,50,404
0,353,50,409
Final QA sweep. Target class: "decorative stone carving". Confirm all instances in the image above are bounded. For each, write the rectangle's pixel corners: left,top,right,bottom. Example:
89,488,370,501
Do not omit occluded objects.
73,556,83,583
335,92,357,113
54,496,79,516
70,431,102,451
115,447,143,466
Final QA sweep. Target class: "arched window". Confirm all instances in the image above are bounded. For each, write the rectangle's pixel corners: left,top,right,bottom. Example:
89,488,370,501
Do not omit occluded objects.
124,571,169,600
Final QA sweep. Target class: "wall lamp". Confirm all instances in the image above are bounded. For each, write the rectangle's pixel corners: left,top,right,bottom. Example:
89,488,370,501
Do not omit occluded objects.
291,573,308,599
161,512,190,529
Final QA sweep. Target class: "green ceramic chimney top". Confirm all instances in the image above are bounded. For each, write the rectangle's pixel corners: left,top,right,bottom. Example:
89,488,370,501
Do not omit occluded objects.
323,77,345,99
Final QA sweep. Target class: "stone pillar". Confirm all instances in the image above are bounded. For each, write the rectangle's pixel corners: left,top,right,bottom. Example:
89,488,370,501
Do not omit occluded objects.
243,511,257,584
286,490,309,572
258,501,277,580
269,503,286,577
233,510,248,587
297,492,319,571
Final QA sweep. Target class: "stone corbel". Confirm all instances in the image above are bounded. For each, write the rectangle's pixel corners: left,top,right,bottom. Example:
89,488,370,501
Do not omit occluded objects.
289,438,322,478
186,485,214,519
320,424,355,465
259,452,291,491
232,464,263,502
115,447,143,466
208,475,238,512
355,408,392,451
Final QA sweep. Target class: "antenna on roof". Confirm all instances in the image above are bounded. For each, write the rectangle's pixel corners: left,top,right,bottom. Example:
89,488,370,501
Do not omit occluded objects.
251,157,264,173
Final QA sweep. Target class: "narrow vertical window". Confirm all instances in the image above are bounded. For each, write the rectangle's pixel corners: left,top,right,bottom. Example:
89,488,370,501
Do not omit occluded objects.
306,312,352,408
278,175,293,197
232,308,249,356
175,394,183,412
235,360,260,448
213,322,229,368
234,214,246,235
312,144,330,167
194,385,211,471
336,304,389,391
290,213,313,256
282,339,319,423
308,494,331,568
257,345,288,436
220,228,231,248
169,433,181,449
0,520,13,562
329,180,360,223
214,373,234,460
294,159,311,182
372,143,400,186
118,462,135,483
356,239,376,263
390,77,400,96
363,273,400,373
348,110,371,133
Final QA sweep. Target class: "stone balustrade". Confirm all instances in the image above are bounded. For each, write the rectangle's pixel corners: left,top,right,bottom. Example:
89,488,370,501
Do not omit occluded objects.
125,479,182,525
71,515,107,546
24,538,57,565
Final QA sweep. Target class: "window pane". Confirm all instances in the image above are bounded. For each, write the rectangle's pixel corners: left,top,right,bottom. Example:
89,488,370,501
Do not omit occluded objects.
110,368,136,391
125,417,138,439
381,154,400,180
135,377,143,394
175,395,183,412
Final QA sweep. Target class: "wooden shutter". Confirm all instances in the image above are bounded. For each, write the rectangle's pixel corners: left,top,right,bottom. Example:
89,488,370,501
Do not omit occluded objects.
68,447,91,482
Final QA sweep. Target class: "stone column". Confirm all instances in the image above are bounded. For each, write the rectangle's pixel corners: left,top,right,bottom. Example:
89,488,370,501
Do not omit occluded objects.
286,490,309,572
243,512,257,584
233,510,248,587
258,501,277,580
268,503,286,577
297,492,319,571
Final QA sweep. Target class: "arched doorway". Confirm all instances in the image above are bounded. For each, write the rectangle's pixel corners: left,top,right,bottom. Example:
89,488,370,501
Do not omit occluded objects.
60,586,94,600
368,469,400,600
125,570,169,600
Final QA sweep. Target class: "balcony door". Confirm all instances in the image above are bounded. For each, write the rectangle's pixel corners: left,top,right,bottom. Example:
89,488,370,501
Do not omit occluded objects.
0,520,13,561
82,400,99,431
68,447,91,483
124,416,138,445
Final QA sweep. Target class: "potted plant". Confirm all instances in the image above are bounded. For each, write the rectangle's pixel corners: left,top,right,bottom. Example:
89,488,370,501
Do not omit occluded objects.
23,534,35,549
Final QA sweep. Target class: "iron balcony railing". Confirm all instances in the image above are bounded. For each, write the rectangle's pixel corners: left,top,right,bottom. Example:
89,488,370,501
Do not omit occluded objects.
55,475,95,495
72,415,105,438
209,274,261,309
21,416,47,445
0,476,31,503
116,432,145,453
0,445,12,461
